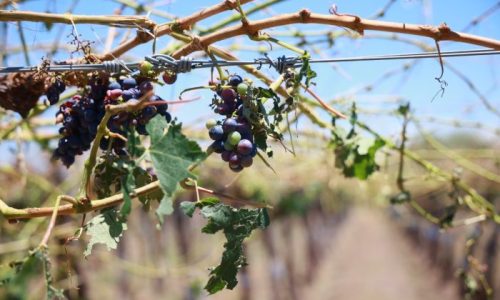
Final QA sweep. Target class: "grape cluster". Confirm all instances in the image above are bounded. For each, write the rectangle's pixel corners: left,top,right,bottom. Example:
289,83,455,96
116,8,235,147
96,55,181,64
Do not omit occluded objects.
53,76,171,167
207,75,257,172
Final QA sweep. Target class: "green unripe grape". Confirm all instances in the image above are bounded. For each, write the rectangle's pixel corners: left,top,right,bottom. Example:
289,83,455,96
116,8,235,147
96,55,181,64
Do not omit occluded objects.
227,131,241,145
224,142,235,151
140,61,153,74
237,83,249,96
205,118,217,129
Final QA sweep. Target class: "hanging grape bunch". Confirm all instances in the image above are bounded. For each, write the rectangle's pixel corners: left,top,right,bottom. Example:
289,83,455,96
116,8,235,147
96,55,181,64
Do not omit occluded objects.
207,74,279,172
51,72,172,167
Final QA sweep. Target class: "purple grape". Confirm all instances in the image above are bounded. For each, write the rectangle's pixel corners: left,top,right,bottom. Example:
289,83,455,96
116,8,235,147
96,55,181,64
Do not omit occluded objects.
229,152,240,165
164,112,172,123
228,75,243,87
229,163,243,172
139,81,154,93
84,109,97,122
54,80,66,93
237,139,253,156
122,78,137,90
108,81,121,90
209,125,224,140
121,90,134,101
136,124,148,135
222,118,238,133
240,155,253,167
221,151,232,162
221,88,236,103
210,140,225,153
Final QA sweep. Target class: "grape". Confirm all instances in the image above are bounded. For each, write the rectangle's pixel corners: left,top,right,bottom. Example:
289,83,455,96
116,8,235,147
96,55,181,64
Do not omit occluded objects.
222,118,238,132
208,125,224,140
240,155,253,167
139,81,154,93
228,152,240,165
221,88,236,102
114,148,128,156
221,151,232,162
237,139,253,156
107,89,123,100
224,142,234,151
136,124,148,135
84,109,97,122
236,83,248,96
141,106,157,120
152,95,168,115
210,140,225,153
46,89,60,105
54,80,66,93
164,112,172,123
140,61,153,74
121,90,134,101
228,75,243,87
108,81,121,90
61,155,75,167
122,78,137,89
162,72,177,84
229,163,243,172
205,118,217,129
227,131,241,145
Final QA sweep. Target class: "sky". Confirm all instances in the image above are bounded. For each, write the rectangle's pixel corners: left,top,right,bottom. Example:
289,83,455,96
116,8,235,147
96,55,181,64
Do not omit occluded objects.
0,0,499,167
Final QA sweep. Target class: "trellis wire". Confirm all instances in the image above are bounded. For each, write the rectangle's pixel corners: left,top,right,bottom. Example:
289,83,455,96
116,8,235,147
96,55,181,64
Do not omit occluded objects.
0,48,498,75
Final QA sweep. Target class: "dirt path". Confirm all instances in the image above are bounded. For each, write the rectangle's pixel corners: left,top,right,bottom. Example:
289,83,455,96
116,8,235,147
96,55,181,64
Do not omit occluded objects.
303,207,459,300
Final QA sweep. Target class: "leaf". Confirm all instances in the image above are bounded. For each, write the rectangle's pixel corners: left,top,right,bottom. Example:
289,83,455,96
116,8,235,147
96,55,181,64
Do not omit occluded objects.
333,136,385,180
120,169,135,217
297,52,317,87
155,195,173,223
146,116,206,223
127,126,146,158
0,249,64,299
180,201,196,217
181,198,221,218
397,103,410,116
83,209,127,257
357,137,375,155
185,201,270,294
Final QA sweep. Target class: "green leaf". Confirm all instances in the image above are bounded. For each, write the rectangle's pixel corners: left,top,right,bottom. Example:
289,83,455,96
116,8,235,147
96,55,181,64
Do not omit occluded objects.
155,195,173,223
186,201,270,294
146,116,206,223
83,209,127,257
180,198,221,218
0,249,64,299
127,126,146,158
333,135,385,180
357,137,375,155
180,201,196,217
120,169,135,217
397,103,410,116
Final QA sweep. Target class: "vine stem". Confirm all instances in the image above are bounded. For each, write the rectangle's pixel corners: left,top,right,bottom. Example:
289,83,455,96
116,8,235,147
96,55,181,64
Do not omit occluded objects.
38,195,74,248
99,0,255,60
0,178,268,221
0,10,156,28
172,10,500,57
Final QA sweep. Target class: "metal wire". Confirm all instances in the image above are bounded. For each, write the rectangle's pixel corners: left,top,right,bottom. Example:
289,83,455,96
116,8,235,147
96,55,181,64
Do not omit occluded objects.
0,48,498,75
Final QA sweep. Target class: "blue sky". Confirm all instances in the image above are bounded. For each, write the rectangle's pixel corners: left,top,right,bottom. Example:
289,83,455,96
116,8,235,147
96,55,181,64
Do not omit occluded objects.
1,0,499,166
